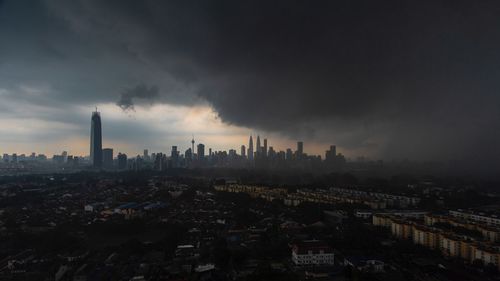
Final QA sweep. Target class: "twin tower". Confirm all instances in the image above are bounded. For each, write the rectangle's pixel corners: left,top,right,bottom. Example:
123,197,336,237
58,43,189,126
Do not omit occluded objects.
247,135,267,160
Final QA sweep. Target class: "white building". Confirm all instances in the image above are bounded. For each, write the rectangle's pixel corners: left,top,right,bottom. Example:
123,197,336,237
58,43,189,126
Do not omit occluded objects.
450,210,500,227
292,240,334,266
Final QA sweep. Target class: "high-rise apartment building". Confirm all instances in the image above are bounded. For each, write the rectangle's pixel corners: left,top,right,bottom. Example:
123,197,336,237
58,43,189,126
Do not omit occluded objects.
248,136,254,160
197,143,205,160
102,148,113,168
117,152,127,170
296,141,304,159
256,136,261,156
263,138,268,157
241,145,246,158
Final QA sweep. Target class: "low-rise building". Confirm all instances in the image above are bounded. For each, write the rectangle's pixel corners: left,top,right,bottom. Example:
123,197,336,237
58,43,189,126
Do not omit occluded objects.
450,210,500,227
291,240,335,266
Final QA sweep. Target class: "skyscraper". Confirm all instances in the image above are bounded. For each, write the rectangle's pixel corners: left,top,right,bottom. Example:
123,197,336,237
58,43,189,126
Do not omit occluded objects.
117,152,127,170
325,145,336,161
263,138,268,157
241,145,246,158
154,153,164,170
185,148,193,161
297,141,303,159
171,146,178,157
197,143,205,160
286,148,293,160
171,146,179,167
102,148,113,169
256,135,261,155
90,110,102,168
248,135,254,160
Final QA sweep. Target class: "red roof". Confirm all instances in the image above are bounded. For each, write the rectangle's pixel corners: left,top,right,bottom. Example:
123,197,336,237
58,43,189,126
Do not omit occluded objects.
292,240,333,255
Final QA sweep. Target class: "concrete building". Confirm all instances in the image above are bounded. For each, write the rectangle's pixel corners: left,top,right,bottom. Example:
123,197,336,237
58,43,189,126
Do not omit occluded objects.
292,240,334,266
102,148,113,169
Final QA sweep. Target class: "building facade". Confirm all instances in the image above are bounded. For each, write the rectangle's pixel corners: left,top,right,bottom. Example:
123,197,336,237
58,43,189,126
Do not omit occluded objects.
292,240,335,266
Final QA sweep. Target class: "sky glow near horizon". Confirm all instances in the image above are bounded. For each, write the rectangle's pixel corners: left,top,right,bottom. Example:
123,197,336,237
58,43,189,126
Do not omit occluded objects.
0,99,340,158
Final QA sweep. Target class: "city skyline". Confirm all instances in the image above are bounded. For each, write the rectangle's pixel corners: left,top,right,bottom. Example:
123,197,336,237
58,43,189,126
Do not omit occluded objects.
0,105,352,160
83,108,343,163
0,108,348,173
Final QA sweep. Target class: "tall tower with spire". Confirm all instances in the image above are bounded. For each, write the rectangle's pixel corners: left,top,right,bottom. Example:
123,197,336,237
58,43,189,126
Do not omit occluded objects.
248,135,254,160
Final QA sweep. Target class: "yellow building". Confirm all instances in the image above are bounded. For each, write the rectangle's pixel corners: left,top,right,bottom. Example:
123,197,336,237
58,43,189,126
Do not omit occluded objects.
459,240,472,260
478,225,500,243
470,244,500,270
424,214,448,226
412,225,440,249
391,219,413,239
440,234,462,257
372,214,393,227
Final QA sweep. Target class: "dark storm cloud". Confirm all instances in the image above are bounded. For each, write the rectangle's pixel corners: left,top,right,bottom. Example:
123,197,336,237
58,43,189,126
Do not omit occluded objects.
2,0,500,172
117,83,159,111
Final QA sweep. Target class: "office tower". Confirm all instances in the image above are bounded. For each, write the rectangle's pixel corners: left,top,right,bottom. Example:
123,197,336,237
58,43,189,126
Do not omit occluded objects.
197,143,205,160
171,146,178,157
117,152,127,170
325,145,336,161
248,135,254,160
154,153,164,170
241,145,246,157
256,135,261,155
143,149,149,161
263,138,268,157
12,153,17,163
171,146,179,167
102,148,114,168
268,146,276,158
134,155,143,171
209,148,212,157
286,148,293,160
62,151,68,162
297,141,303,159
185,148,192,160
90,110,103,168
277,151,286,161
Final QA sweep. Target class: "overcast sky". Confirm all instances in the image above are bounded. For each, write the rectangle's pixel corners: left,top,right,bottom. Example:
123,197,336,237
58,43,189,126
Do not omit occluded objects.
1,0,499,170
